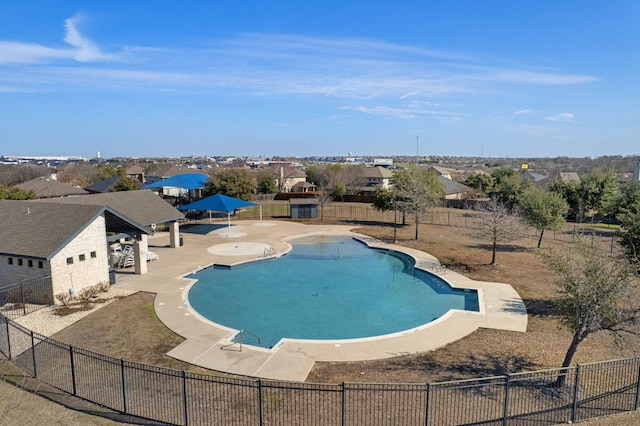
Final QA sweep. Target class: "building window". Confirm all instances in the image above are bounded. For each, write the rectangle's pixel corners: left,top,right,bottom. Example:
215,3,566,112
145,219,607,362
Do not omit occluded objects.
90,251,97,259
66,257,73,265
18,259,23,266
38,261,43,269
79,254,86,262
28,259,33,268
7,258,12,265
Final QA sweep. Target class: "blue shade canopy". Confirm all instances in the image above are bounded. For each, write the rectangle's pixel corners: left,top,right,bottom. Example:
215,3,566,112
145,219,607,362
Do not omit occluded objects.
142,173,209,190
178,193,257,213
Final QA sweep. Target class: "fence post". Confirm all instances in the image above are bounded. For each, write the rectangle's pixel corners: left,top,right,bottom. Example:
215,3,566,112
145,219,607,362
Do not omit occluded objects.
502,374,510,426
20,281,26,316
120,358,127,414
4,317,11,360
611,235,615,254
30,330,37,377
341,382,346,426
258,379,263,426
634,362,640,410
182,370,188,426
424,383,430,426
571,365,581,423
70,346,77,396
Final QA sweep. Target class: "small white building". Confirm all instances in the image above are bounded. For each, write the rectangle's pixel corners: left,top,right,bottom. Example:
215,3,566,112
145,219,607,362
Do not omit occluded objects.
0,190,184,304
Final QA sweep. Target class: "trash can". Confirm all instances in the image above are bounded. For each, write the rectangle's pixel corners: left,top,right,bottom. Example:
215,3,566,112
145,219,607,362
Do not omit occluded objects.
109,268,116,284
179,235,184,246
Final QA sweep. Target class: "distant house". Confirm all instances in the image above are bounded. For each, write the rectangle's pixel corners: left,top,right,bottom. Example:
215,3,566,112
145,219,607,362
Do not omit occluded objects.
272,167,307,192
84,175,124,193
438,176,474,200
17,176,88,198
290,181,317,193
125,165,147,184
351,165,394,195
536,171,581,188
145,165,202,185
428,166,464,182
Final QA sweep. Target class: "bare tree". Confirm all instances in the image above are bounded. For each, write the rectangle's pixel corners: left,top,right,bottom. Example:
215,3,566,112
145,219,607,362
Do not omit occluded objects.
539,235,639,386
467,198,526,266
393,168,444,239
341,164,368,196
306,164,344,222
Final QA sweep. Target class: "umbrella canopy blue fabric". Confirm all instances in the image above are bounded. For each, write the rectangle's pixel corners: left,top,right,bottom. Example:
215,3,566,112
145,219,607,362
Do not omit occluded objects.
178,194,258,236
177,193,257,213
142,173,209,190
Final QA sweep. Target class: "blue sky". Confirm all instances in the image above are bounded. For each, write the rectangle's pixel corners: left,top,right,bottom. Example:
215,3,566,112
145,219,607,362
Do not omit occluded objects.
1,1,639,159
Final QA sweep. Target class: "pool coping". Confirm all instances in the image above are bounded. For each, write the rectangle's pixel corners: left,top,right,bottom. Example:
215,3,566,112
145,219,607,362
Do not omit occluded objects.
114,220,527,382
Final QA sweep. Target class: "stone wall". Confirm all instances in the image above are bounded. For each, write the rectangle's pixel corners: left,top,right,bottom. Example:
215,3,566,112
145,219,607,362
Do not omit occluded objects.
49,215,110,298
0,255,51,286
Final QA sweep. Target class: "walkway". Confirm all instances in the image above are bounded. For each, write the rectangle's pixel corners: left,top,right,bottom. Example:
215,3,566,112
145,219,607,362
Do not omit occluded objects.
115,220,527,382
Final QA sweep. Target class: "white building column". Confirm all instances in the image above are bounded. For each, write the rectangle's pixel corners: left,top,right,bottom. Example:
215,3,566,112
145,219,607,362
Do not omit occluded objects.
169,221,181,248
134,234,148,275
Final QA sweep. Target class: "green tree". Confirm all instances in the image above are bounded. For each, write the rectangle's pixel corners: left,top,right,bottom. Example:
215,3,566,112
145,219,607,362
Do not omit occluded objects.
110,176,141,192
0,185,36,200
519,188,567,248
96,164,125,181
468,198,525,266
372,185,394,212
539,236,638,385
256,172,278,194
491,167,530,205
332,181,346,201
605,182,640,219
548,179,580,221
393,168,445,240
465,172,493,195
578,169,618,221
204,169,257,201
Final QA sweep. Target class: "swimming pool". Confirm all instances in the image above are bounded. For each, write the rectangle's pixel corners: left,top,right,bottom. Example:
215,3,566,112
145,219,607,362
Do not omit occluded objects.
188,236,479,348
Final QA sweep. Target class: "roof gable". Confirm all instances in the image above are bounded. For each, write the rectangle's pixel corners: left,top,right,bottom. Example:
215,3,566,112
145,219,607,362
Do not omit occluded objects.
34,189,184,225
17,177,88,198
0,200,153,260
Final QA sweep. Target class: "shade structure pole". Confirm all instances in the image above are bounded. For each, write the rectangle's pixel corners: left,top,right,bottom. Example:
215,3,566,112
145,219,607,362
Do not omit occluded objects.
227,212,231,236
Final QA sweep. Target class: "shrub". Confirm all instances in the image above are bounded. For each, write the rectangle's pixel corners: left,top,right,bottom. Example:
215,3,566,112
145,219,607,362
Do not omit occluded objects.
55,292,71,306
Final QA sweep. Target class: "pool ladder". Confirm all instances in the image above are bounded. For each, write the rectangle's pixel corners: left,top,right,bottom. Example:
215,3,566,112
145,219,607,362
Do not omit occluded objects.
222,329,261,352
263,247,276,257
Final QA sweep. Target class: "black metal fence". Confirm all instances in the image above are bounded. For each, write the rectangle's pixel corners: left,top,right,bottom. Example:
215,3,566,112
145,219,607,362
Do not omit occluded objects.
236,204,620,254
1,316,639,425
0,275,53,320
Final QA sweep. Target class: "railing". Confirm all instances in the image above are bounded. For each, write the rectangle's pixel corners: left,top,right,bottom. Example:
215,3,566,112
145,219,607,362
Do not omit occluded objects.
2,315,640,425
0,275,53,320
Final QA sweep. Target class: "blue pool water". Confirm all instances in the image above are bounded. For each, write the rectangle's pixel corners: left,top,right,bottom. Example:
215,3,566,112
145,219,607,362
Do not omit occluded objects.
188,236,478,348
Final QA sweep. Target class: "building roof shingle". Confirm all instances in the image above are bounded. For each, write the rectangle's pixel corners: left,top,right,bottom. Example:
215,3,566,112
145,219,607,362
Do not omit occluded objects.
34,189,184,226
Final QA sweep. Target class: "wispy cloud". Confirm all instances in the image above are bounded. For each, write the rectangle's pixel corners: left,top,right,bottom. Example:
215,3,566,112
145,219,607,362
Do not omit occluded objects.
0,14,599,119
514,109,534,115
544,113,575,122
63,14,116,62
0,13,115,64
341,105,462,120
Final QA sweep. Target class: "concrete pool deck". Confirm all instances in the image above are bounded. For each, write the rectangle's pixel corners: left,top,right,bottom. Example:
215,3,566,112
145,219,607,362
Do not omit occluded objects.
115,220,527,382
